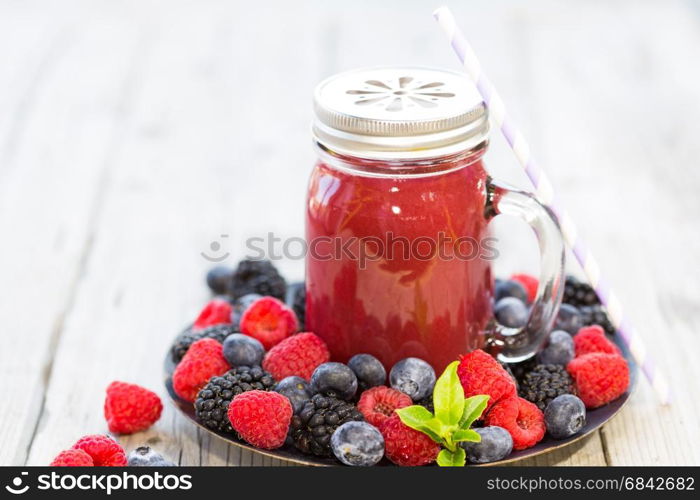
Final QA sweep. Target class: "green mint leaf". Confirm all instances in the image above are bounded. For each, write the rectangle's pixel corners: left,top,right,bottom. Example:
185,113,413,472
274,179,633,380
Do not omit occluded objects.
395,406,443,444
459,394,490,429
453,428,481,443
436,447,466,467
433,361,465,426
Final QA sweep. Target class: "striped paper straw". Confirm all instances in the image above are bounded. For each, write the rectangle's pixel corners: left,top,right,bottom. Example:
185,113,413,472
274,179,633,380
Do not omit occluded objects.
433,6,670,404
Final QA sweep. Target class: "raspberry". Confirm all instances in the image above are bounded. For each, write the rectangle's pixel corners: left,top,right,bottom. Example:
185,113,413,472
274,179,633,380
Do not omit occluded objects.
357,386,412,428
380,414,440,466
72,435,127,466
172,338,230,402
50,449,94,466
104,381,163,434
240,296,298,350
567,353,629,408
193,299,232,330
485,397,545,451
457,349,517,412
228,390,293,449
574,325,620,357
262,332,330,381
510,273,538,303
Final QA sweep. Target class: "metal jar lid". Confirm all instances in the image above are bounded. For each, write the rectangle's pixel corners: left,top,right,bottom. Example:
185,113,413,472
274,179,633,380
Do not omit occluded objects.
313,66,489,161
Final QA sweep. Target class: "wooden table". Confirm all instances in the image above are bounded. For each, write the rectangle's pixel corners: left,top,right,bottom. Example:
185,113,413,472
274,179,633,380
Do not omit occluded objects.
1,0,698,466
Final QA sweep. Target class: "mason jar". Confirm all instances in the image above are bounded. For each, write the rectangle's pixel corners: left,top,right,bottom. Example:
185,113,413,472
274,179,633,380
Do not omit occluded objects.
305,67,564,372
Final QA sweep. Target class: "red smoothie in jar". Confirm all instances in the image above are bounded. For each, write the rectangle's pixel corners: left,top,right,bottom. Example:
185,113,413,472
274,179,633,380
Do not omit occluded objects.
306,152,493,372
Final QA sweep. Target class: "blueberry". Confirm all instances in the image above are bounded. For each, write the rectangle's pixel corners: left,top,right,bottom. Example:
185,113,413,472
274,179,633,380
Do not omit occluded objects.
494,297,529,328
331,421,385,466
230,293,262,329
127,446,175,467
554,304,582,334
495,279,528,303
538,330,575,365
347,354,386,390
206,266,233,295
222,333,264,367
544,394,586,439
274,376,312,413
310,362,358,400
389,357,436,401
462,426,513,464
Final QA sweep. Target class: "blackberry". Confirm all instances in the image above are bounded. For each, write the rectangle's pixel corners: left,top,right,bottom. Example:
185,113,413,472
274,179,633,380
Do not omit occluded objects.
505,356,537,384
579,304,616,335
194,366,276,434
519,364,574,411
290,394,363,457
229,259,286,301
171,324,236,363
563,276,600,307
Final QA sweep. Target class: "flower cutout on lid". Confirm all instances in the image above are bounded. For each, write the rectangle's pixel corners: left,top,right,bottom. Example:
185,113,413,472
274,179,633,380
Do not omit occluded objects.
346,76,455,112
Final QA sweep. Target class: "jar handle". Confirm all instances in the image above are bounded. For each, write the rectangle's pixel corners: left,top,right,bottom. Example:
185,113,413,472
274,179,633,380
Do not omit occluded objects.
484,177,566,362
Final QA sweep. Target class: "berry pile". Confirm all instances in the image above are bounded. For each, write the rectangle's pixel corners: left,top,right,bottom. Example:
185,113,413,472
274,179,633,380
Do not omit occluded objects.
161,261,629,466
165,265,630,466
46,262,628,469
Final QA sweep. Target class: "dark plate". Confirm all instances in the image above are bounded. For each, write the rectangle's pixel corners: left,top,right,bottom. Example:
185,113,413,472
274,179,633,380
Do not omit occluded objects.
164,335,637,466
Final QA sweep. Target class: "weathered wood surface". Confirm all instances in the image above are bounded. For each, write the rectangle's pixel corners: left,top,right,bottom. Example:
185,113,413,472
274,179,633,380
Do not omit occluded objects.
1,0,698,466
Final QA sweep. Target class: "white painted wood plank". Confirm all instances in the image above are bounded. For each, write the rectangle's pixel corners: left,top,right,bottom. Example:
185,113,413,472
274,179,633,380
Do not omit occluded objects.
517,0,700,465
23,0,324,466
0,4,147,465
